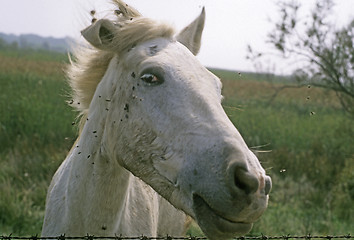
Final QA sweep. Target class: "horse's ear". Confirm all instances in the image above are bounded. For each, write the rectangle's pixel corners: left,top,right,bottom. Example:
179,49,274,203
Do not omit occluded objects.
81,19,117,50
176,7,205,55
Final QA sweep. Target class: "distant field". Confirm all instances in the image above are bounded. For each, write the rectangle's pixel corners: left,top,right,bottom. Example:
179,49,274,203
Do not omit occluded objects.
210,68,353,235
0,49,353,236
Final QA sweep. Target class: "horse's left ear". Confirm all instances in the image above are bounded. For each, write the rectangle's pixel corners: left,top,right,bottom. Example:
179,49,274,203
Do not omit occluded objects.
176,7,205,55
81,19,117,50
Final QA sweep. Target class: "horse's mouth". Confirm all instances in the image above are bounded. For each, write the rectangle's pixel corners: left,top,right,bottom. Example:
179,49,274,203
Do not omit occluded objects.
192,194,253,239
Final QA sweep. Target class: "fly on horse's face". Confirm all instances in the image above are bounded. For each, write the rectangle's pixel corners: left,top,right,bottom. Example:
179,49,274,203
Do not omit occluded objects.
42,1,271,239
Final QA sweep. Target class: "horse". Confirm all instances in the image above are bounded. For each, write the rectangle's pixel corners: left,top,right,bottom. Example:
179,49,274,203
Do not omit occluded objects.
41,1,272,240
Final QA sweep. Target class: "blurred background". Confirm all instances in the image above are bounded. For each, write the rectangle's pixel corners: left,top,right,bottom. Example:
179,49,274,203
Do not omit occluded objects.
0,0,353,236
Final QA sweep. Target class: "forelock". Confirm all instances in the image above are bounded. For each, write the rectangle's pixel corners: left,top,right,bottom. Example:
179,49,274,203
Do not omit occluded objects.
109,17,175,54
107,0,175,54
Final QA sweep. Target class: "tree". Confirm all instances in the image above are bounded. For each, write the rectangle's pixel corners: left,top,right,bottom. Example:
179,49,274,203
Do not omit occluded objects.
247,0,354,115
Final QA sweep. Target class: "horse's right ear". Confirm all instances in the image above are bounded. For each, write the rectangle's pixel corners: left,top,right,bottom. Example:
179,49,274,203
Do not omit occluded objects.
81,19,117,50
176,7,205,55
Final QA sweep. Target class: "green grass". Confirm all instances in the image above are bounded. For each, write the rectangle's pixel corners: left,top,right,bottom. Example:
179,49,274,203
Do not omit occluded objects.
0,48,353,236
216,71,353,236
0,49,76,235
0,72,74,149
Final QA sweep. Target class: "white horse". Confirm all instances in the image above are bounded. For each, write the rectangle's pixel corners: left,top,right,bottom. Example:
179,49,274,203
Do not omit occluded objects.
42,1,272,240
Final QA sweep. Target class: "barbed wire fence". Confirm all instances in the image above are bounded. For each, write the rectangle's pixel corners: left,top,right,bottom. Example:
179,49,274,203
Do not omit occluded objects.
0,234,352,240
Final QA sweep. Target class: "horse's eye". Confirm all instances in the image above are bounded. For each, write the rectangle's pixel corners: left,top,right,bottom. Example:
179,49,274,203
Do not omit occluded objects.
140,73,161,85
139,67,165,86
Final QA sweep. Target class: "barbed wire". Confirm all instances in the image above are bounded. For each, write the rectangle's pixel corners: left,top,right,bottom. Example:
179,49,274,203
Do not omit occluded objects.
0,234,352,240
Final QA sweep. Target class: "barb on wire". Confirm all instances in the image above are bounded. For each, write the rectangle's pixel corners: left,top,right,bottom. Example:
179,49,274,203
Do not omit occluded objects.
0,235,352,240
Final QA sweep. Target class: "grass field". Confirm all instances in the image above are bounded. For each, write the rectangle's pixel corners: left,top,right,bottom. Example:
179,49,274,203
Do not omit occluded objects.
0,48,353,236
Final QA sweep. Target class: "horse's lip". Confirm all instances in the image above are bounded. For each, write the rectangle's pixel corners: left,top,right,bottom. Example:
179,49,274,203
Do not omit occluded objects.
192,194,253,237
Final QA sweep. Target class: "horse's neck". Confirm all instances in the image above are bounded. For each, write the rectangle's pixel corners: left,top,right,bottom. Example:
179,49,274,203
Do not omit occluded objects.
61,59,133,232
68,128,161,235
64,104,134,232
64,64,160,234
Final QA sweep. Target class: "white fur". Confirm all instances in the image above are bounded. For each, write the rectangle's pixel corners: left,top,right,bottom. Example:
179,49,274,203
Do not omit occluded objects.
42,2,271,240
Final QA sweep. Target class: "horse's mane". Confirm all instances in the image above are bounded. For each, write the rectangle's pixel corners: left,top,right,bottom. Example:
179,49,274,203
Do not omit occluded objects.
67,0,175,124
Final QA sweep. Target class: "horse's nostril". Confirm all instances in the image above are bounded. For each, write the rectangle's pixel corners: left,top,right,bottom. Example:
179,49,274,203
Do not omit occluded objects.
264,176,272,195
232,163,259,195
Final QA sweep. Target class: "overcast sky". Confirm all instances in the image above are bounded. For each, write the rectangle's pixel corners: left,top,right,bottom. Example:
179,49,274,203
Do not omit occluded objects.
1,0,353,72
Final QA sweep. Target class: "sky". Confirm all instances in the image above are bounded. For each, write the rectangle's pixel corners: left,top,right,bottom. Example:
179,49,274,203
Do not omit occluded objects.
0,0,353,73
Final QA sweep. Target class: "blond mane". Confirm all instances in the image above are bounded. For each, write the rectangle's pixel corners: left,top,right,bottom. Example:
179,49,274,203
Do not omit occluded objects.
67,0,175,124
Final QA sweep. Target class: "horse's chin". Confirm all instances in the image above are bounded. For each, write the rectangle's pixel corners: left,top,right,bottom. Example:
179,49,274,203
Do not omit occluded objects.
192,194,253,240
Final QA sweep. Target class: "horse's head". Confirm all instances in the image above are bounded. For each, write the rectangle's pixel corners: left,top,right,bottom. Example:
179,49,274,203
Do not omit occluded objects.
75,1,271,239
